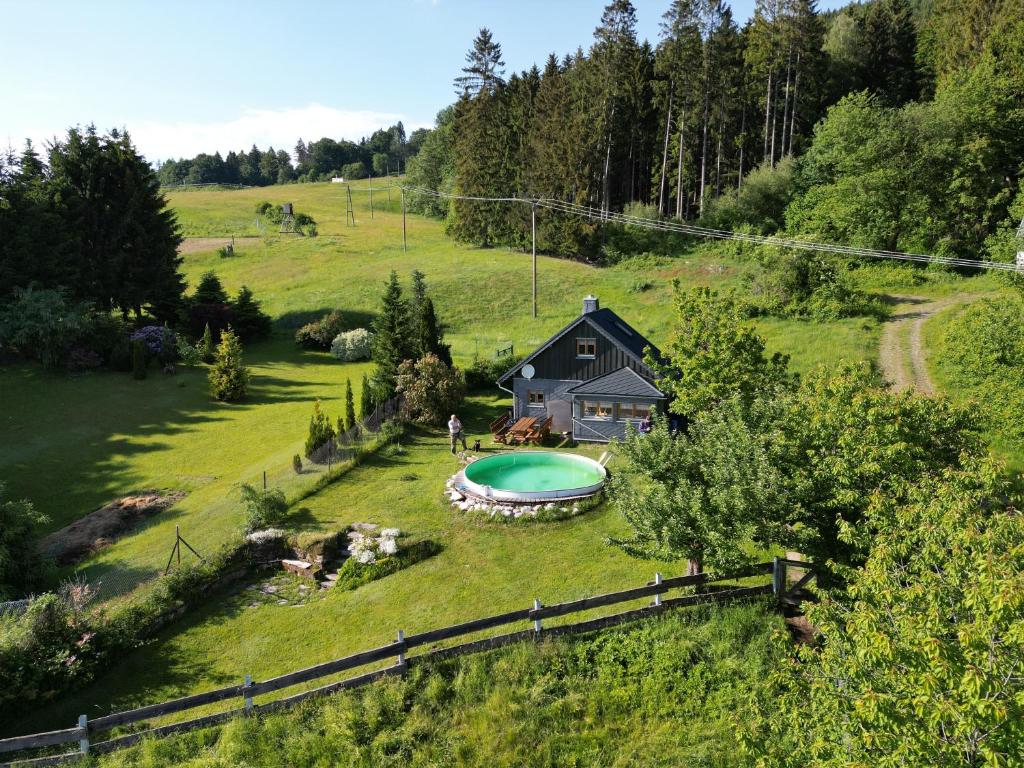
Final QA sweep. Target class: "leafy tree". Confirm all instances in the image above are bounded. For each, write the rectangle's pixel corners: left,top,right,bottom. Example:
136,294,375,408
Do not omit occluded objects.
343,379,356,433
0,286,93,369
208,328,248,402
0,485,50,600
229,286,272,342
370,271,414,398
779,363,983,572
304,399,336,458
395,354,467,426
701,157,796,234
749,461,1024,766
609,398,787,574
651,284,793,418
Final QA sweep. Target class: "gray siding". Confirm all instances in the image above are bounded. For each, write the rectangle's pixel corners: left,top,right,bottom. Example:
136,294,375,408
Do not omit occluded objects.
528,318,653,382
572,397,662,443
512,377,580,432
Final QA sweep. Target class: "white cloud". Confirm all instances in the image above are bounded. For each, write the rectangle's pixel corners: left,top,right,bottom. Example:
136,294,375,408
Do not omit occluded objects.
121,103,428,162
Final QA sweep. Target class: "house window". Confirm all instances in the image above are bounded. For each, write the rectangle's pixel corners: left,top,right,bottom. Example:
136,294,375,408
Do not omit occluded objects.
527,390,545,406
621,402,651,420
576,338,597,358
581,400,613,420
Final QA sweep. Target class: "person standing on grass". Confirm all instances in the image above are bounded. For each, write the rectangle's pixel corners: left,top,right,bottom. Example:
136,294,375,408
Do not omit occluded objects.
448,413,468,454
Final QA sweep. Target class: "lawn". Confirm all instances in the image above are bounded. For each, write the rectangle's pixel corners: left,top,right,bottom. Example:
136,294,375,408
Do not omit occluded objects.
2,181,986,736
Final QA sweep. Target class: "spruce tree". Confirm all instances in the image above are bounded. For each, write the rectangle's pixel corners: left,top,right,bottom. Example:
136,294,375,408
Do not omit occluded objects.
208,327,248,402
193,271,229,304
370,271,414,398
344,378,356,432
230,285,272,341
454,27,506,96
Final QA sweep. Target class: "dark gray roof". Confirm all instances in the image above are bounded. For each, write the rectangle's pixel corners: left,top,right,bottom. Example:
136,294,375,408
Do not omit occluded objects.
566,366,665,398
586,308,662,363
497,307,661,384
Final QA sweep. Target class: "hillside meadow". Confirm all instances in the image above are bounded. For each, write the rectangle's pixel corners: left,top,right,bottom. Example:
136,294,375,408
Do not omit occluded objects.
0,181,1008,736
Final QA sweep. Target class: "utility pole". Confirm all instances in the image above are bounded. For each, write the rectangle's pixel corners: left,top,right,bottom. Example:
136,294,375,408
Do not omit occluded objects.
531,203,537,318
369,173,374,219
402,188,408,252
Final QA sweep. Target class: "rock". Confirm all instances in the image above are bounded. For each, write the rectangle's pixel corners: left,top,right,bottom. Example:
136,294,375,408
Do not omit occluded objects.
350,522,379,533
277,599,288,605
281,559,317,580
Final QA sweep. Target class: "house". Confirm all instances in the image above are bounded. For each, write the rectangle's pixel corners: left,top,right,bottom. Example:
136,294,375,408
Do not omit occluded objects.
496,296,666,442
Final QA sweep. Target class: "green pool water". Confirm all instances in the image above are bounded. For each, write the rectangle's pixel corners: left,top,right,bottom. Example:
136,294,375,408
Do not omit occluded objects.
464,452,606,493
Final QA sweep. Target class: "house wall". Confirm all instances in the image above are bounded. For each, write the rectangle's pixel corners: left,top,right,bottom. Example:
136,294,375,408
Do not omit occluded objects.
528,318,653,382
572,397,663,443
512,377,580,433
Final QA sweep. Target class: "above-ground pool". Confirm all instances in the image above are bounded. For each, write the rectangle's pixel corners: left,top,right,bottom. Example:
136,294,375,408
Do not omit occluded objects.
456,451,607,503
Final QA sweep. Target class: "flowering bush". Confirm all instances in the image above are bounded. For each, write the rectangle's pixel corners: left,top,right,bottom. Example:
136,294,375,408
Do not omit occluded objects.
347,527,402,565
330,328,374,361
295,310,350,350
130,326,176,359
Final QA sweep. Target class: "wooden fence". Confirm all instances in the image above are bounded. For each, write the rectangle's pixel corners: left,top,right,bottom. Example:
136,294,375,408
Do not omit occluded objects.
307,394,404,466
0,558,814,767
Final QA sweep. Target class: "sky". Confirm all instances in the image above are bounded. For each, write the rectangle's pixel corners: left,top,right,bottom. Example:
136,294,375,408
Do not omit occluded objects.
1,0,847,163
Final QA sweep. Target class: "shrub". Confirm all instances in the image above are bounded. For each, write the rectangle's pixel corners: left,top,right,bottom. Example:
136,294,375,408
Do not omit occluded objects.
340,161,367,180
176,336,204,367
465,354,520,390
0,286,93,369
305,399,336,459
295,310,351,350
396,354,466,426
131,339,147,380
330,328,374,361
208,328,248,401
66,347,101,371
238,483,288,534
292,454,303,474
701,157,796,235
0,486,50,600
343,378,357,432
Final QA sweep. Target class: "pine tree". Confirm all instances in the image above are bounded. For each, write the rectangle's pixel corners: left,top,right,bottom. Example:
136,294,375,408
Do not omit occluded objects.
344,378,356,432
304,399,336,458
193,271,228,304
858,0,919,106
208,327,248,402
370,271,414,398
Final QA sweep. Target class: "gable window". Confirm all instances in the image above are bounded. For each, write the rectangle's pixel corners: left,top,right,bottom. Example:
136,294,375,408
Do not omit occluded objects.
581,400,613,420
527,390,545,406
576,338,597,358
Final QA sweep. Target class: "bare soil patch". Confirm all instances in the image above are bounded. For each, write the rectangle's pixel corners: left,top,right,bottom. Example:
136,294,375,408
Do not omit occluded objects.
177,237,262,255
40,491,186,565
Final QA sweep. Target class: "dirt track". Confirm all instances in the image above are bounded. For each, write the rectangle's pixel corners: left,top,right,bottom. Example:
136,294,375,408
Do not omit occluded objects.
877,294,978,394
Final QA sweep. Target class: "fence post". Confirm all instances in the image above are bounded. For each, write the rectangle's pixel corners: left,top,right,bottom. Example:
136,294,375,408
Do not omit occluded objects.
772,557,785,600
533,598,542,634
397,629,405,665
653,572,663,607
244,674,253,711
78,714,89,755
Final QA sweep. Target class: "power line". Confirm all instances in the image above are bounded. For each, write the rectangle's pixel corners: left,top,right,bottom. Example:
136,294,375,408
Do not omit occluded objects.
400,184,1021,273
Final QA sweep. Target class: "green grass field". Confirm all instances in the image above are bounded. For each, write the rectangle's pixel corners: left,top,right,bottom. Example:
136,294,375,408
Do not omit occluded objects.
0,180,1008,736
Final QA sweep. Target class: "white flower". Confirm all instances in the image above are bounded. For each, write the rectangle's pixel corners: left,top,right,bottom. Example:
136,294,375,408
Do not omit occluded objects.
356,549,376,565
379,538,398,556
381,527,401,538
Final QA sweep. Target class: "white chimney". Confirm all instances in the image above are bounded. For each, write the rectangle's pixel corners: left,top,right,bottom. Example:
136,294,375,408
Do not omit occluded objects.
582,295,599,314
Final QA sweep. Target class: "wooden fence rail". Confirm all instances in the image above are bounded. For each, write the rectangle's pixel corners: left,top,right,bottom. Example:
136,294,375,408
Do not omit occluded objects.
0,559,815,767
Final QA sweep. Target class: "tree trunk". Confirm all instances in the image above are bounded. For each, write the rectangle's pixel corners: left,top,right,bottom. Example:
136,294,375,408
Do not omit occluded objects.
676,105,686,220
780,47,792,161
737,102,747,189
762,70,773,164
788,53,801,156
602,103,615,219
699,86,710,217
658,83,674,216
769,74,779,168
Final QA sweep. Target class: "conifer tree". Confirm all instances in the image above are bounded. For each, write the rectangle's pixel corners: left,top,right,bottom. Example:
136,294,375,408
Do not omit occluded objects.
344,378,356,432
208,327,248,402
370,271,414,398
200,323,215,363
229,285,272,341
304,399,335,458
360,372,373,419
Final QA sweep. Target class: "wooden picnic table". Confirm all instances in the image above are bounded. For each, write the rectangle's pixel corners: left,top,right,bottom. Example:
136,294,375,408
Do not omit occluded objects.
506,416,537,439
